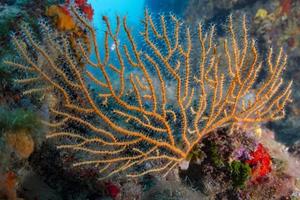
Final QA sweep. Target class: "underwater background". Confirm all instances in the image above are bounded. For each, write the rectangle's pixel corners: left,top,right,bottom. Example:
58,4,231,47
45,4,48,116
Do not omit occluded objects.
1,0,300,199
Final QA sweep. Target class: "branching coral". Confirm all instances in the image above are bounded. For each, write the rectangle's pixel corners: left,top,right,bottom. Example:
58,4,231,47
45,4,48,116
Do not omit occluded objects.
4,7,292,179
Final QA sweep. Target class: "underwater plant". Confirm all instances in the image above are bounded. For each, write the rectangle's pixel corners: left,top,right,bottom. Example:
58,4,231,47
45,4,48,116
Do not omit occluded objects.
0,107,41,134
230,160,251,188
4,6,292,180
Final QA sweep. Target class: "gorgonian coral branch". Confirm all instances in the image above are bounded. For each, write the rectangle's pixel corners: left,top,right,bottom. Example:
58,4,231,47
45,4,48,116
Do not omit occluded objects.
5,7,292,179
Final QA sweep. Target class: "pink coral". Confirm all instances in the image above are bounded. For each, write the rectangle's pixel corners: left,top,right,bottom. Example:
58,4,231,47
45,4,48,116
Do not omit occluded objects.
64,0,94,21
280,0,292,16
105,182,120,199
75,0,87,6
246,143,272,182
80,4,94,21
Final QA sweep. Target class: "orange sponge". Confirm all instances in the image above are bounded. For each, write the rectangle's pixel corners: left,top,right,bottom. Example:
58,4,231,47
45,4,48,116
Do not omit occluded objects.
46,5,76,31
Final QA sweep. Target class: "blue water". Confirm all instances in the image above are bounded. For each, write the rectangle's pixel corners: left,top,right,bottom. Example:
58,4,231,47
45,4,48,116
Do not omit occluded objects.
86,0,191,92
89,0,145,30
87,0,145,85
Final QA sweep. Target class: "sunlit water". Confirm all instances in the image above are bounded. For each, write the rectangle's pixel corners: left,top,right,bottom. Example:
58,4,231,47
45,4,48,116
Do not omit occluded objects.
87,0,145,85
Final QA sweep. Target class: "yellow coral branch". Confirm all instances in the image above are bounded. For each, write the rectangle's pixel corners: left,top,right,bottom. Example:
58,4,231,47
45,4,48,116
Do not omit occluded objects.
8,8,292,179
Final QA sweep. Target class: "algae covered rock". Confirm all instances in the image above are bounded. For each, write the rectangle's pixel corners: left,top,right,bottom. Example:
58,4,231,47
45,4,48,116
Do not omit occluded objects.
4,130,35,159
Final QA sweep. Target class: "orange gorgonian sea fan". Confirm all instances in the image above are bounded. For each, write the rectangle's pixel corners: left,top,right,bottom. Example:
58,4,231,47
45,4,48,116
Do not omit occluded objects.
5,7,292,179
